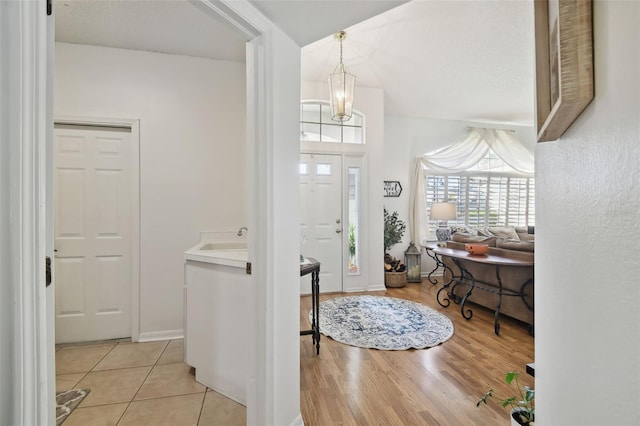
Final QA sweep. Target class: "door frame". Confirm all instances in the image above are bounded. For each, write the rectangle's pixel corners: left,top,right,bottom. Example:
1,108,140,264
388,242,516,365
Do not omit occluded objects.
0,0,55,423
299,152,344,294
54,116,141,342
300,150,369,293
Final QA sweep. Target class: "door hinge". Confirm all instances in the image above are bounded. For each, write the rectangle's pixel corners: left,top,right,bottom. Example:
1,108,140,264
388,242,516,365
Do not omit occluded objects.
245,262,252,275
45,256,52,287
46,0,52,16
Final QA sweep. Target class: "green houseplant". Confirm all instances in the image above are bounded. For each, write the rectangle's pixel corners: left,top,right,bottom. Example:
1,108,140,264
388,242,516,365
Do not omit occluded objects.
383,207,406,253
477,371,535,425
383,208,407,287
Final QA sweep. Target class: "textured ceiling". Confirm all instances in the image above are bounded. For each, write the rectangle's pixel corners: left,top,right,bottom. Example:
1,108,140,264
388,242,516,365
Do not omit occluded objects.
54,0,535,126
247,0,408,46
302,1,535,125
54,0,405,62
55,0,248,62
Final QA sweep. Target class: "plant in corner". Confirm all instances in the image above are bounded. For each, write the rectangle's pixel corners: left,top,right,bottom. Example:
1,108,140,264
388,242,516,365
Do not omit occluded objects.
477,371,535,425
383,208,407,287
383,207,406,253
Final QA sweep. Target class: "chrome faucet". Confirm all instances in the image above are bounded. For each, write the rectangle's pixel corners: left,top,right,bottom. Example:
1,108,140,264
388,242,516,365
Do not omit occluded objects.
237,226,248,236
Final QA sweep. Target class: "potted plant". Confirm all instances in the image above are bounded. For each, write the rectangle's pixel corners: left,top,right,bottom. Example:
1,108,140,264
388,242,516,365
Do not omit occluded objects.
383,208,407,287
477,371,535,425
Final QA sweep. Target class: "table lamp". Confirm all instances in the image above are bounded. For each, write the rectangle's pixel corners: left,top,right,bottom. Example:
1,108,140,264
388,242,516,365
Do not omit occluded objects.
429,202,457,242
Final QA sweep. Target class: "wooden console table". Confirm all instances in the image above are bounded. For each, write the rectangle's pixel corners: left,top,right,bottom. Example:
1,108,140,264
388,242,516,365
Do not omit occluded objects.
424,244,533,335
300,258,320,354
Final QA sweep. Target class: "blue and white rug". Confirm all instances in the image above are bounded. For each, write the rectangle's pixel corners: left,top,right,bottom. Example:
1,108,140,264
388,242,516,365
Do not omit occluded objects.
313,295,454,350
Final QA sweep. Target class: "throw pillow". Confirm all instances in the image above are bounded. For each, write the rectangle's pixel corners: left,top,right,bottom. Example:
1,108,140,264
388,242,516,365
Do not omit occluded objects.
451,226,477,235
487,227,520,240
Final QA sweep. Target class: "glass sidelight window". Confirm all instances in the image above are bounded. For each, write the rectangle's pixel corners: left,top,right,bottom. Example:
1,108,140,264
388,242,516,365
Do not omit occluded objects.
348,167,360,275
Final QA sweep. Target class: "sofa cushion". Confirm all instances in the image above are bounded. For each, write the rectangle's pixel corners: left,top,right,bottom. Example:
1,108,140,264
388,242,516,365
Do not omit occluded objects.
516,232,535,242
477,228,494,237
488,227,520,240
452,233,498,247
496,238,534,252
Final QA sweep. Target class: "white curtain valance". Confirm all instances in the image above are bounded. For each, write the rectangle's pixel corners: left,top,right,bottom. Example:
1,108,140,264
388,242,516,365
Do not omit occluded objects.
409,128,535,244
420,128,534,175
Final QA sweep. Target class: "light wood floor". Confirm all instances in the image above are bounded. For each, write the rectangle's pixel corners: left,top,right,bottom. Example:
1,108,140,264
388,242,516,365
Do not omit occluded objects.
299,278,534,426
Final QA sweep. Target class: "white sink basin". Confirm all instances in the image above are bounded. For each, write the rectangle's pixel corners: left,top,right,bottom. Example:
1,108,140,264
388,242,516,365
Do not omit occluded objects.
199,242,247,251
184,239,248,268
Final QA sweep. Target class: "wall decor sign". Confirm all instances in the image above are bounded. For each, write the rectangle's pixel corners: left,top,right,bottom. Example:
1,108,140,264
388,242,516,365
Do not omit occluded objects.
384,181,402,197
534,0,594,142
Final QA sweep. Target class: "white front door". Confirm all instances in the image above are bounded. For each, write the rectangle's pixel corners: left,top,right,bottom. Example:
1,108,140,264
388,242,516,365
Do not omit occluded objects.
300,153,343,294
54,124,133,343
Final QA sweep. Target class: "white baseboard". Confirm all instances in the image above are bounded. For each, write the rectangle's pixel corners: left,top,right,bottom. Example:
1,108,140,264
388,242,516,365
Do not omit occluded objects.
367,284,386,292
137,329,184,342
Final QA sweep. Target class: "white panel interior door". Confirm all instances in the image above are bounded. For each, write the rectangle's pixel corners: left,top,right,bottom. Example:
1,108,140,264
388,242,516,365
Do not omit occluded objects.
54,124,132,343
300,154,342,294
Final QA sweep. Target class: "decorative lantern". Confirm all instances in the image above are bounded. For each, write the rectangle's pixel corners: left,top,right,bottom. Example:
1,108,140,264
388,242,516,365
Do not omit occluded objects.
328,31,356,122
404,242,422,283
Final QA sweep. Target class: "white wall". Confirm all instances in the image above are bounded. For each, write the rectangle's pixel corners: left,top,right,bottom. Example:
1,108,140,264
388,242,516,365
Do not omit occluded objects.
301,82,385,290
384,115,535,270
268,29,304,426
55,43,247,338
0,27,15,422
535,1,640,424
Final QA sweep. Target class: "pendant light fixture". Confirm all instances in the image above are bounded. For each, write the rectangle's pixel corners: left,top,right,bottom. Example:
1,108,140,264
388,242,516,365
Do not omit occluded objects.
328,31,356,122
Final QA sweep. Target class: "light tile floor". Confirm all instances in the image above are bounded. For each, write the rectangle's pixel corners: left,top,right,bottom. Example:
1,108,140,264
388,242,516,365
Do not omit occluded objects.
56,339,246,426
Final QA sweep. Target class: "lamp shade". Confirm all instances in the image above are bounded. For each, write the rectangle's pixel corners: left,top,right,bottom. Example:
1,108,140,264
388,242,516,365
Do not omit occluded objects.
429,202,457,221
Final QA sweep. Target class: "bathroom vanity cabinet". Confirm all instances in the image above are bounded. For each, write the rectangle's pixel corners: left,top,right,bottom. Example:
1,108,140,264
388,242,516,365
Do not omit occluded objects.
183,238,249,405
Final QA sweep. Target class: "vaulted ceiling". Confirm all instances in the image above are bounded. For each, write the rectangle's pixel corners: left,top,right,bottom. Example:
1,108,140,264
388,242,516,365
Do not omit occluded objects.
302,1,534,125
54,0,534,126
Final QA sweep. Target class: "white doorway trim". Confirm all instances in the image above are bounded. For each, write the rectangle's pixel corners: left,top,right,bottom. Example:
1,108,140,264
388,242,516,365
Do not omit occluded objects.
0,0,55,423
54,116,141,342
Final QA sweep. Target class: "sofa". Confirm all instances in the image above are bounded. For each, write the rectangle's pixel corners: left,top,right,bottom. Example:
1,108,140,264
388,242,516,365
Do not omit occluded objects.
439,226,534,327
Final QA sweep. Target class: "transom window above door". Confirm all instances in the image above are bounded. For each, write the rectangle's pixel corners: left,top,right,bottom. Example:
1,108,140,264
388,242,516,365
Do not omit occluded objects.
300,101,365,144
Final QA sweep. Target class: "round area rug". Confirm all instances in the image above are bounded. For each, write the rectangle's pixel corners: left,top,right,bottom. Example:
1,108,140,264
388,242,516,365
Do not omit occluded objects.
312,295,454,350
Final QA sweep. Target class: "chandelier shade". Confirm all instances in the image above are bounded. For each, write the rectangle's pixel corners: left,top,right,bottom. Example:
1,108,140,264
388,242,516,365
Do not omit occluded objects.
328,31,356,122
